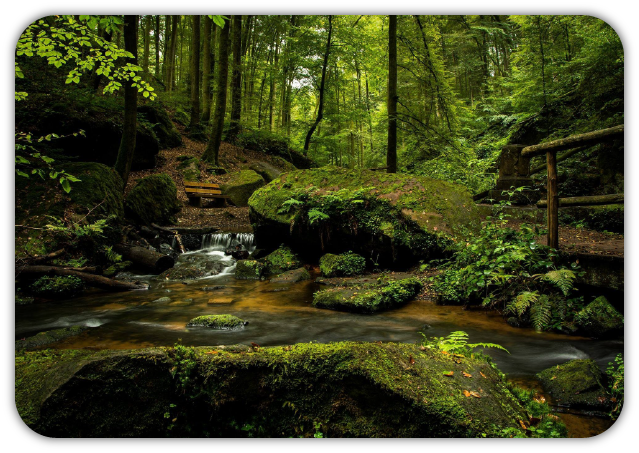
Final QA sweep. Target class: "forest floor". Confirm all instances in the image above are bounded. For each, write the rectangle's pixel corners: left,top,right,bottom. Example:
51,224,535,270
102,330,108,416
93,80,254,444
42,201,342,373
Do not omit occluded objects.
127,125,623,258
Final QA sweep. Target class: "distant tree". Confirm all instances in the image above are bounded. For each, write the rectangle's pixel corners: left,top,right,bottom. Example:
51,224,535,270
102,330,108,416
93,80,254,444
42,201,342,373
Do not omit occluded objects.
188,15,202,133
228,15,243,139
387,15,397,173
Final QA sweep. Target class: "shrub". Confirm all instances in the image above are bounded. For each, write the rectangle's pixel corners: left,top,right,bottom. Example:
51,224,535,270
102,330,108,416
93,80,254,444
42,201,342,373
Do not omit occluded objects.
30,275,84,298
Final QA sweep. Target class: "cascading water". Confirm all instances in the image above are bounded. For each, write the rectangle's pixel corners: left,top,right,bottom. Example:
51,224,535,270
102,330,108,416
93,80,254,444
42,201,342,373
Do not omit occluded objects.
201,233,255,252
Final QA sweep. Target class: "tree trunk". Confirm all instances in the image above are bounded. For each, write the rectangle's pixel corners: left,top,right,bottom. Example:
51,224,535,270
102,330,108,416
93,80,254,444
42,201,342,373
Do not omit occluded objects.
155,16,161,79
168,16,179,92
114,15,138,187
303,15,333,153
228,15,243,138
202,21,230,165
188,15,201,131
387,15,398,173
142,16,150,74
201,16,213,123
17,265,148,291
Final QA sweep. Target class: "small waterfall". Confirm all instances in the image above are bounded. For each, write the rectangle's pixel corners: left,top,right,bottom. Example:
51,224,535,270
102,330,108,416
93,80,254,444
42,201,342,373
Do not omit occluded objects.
201,233,255,252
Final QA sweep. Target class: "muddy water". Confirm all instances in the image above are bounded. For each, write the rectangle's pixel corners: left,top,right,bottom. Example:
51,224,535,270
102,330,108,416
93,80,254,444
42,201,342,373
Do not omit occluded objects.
14,234,623,437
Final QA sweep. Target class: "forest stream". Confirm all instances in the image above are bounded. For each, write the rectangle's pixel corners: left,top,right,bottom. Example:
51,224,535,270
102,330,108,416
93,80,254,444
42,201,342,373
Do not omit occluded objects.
15,233,622,437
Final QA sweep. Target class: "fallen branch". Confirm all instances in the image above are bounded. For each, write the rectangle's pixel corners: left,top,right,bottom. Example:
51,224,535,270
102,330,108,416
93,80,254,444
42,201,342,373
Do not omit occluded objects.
151,223,186,253
16,265,148,291
114,243,174,273
30,249,66,264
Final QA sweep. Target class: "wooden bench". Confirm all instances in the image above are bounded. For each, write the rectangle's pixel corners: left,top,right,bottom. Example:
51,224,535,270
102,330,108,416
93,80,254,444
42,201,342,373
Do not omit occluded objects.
184,181,230,207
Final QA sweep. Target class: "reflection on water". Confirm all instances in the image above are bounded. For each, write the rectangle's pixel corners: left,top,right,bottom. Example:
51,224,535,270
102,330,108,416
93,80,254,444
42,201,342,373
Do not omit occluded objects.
14,233,623,437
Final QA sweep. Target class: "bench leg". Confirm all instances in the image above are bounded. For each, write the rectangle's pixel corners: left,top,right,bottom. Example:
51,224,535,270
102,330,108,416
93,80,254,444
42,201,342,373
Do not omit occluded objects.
189,197,202,208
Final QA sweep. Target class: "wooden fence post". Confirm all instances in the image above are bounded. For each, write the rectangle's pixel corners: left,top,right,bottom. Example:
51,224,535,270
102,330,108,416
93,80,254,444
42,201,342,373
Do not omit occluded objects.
547,151,559,250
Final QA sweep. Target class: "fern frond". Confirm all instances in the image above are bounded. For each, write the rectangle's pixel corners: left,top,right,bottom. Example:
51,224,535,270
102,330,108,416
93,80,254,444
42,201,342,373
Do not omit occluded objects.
505,291,538,317
530,295,552,331
543,269,576,296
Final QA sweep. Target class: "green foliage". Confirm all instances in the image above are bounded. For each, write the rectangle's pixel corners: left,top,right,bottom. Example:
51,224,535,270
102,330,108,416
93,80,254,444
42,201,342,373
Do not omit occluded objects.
169,343,198,391
543,269,576,297
319,252,366,278
421,331,509,357
502,386,568,438
606,354,624,420
30,275,84,298
308,208,330,225
505,291,538,317
45,215,114,244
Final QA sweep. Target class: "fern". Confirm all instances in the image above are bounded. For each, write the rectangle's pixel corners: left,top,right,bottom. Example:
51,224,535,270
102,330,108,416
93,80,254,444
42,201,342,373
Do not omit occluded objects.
543,269,576,296
530,295,552,331
422,330,509,355
308,208,329,225
505,291,539,317
277,198,303,214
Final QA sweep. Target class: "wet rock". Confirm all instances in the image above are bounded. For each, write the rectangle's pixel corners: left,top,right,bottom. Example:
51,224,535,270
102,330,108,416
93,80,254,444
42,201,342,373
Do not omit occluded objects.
203,285,227,291
313,278,422,313
263,287,290,293
506,317,521,328
159,243,174,256
16,343,529,437
152,297,172,303
270,267,310,284
574,296,624,338
262,246,302,275
186,314,248,329
125,174,181,226
537,359,612,412
15,326,87,350
235,260,266,280
220,170,266,207
15,294,35,305
319,252,366,278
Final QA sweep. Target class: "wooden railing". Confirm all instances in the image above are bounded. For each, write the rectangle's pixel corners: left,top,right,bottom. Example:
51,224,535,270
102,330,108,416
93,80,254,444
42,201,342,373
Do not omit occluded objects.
520,125,624,250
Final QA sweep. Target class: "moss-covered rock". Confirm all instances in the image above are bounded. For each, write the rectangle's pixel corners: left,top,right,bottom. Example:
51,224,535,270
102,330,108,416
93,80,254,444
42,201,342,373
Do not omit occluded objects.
15,326,87,350
157,261,226,281
235,260,266,280
262,246,301,275
125,174,181,225
177,156,201,182
186,314,248,329
319,252,366,278
574,296,624,338
16,342,529,437
29,275,85,299
221,170,266,207
313,277,422,313
138,102,182,149
270,267,311,284
537,359,612,412
249,167,480,267
249,161,282,182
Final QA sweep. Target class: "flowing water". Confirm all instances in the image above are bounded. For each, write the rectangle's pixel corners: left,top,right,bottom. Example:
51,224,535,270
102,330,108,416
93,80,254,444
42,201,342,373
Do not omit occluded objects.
15,233,622,437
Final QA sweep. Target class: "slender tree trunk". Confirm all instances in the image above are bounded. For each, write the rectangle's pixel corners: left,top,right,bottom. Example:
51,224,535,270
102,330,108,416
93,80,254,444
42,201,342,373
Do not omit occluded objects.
168,16,179,92
163,16,170,85
387,15,398,174
114,15,138,187
188,15,201,131
303,15,333,153
203,21,230,165
201,16,213,123
178,17,185,87
537,16,547,108
142,16,150,74
268,33,280,132
155,16,161,79
229,15,243,138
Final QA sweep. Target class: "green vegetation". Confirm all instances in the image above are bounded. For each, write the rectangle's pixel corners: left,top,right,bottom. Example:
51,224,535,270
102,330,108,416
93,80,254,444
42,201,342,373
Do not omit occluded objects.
235,260,266,280
124,174,181,225
606,354,624,420
262,246,302,275
186,315,248,329
319,252,366,277
574,296,624,338
30,275,85,298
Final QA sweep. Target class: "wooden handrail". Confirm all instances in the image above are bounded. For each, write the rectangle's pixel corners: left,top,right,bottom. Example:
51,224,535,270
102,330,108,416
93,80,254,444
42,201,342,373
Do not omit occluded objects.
522,125,623,157
537,193,623,208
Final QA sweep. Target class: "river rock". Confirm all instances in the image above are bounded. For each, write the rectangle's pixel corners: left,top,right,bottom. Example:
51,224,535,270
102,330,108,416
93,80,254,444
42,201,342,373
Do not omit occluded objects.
15,326,87,350
313,277,422,313
152,297,172,303
270,267,310,284
262,246,302,275
125,174,181,225
248,167,480,266
319,252,366,278
15,342,530,437
186,314,248,329
235,260,266,280
574,296,623,338
537,359,612,412
220,170,265,207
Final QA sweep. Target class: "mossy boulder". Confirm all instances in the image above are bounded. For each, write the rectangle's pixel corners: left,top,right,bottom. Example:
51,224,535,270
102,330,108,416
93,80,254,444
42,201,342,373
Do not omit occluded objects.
319,252,366,278
574,296,624,338
313,277,422,313
249,161,282,182
138,102,182,149
186,314,248,329
249,167,480,267
125,174,181,225
177,156,201,182
235,260,266,280
537,359,612,412
15,342,529,437
15,326,87,350
270,267,311,284
29,275,85,299
262,246,301,275
221,170,266,207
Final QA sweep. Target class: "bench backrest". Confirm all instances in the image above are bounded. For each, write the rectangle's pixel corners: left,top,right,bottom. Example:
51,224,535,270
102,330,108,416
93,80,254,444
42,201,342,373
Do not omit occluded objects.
184,181,220,190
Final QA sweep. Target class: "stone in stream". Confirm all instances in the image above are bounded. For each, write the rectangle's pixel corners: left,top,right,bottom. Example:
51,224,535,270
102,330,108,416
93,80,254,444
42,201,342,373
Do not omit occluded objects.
15,326,87,350
536,359,613,412
313,277,422,313
235,260,266,280
574,296,623,338
186,314,248,329
15,342,531,437
203,285,227,291
152,297,172,303
262,246,302,275
270,267,310,284
207,296,236,305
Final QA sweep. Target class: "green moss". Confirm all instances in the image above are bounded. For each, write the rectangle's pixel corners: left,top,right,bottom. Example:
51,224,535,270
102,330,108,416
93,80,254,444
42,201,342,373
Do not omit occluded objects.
313,277,422,313
30,275,85,298
537,359,611,411
270,267,311,283
138,102,182,149
235,260,266,280
186,315,248,329
15,326,87,350
574,296,624,337
319,252,366,277
125,174,181,225
262,246,301,275
177,156,201,182
221,170,266,207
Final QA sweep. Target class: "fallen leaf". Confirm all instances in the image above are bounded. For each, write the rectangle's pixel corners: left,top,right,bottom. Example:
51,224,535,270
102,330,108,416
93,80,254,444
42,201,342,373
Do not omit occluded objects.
550,376,557,380
463,390,471,397
469,391,481,398
597,396,607,403
443,371,454,377
462,372,472,378
440,351,450,355
480,372,487,379
533,394,546,404
409,355,415,365
205,350,219,354
611,397,617,403
519,420,528,430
